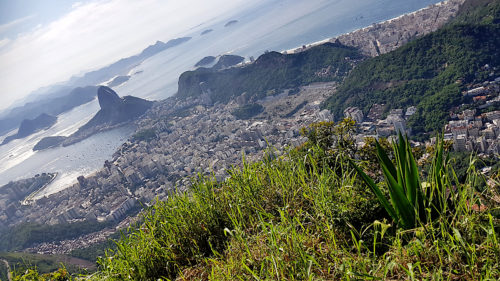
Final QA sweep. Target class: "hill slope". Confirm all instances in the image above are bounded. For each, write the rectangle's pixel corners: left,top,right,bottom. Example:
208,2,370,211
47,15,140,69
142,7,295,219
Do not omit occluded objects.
178,43,363,103
323,0,500,134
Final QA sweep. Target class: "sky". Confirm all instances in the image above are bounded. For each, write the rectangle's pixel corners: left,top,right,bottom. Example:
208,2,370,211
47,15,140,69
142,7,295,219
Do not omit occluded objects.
0,0,251,111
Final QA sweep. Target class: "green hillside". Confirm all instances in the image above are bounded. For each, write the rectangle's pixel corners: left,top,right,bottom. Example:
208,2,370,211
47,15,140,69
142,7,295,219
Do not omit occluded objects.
323,0,500,135
177,42,363,102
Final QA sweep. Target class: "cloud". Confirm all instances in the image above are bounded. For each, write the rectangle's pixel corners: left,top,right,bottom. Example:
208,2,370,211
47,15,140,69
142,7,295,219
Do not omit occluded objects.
0,14,36,34
0,0,250,109
71,2,83,9
0,38,10,48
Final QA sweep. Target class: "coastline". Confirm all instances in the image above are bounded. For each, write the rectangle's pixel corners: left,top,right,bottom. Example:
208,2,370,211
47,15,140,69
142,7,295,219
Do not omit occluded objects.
282,0,464,56
22,172,58,205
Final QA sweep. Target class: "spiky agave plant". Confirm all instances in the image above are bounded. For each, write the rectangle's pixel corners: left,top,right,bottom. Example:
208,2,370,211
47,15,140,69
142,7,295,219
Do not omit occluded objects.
351,133,451,230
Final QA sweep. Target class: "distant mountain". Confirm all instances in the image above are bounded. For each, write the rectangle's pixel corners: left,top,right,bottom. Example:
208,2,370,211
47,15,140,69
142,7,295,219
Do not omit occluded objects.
1,37,191,137
66,37,192,88
34,86,153,150
0,86,98,136
1,114,57,145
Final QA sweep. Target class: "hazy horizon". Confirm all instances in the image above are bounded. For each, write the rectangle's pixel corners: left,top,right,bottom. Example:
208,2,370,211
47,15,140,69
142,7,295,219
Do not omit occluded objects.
0,0,261,111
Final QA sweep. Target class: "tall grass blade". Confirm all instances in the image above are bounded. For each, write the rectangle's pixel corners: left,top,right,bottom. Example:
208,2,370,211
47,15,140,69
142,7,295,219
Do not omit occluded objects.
350,160,398,222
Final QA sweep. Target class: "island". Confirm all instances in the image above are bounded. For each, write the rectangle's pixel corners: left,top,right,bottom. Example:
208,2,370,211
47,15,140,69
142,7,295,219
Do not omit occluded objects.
195,56,216,67
201,29,213,35
107,76,130,88
224,20,238,27
33,136,66,151
1,114,57,145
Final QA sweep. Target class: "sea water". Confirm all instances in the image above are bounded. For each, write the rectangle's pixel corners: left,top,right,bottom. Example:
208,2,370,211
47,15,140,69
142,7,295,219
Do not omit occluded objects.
0,0,442,197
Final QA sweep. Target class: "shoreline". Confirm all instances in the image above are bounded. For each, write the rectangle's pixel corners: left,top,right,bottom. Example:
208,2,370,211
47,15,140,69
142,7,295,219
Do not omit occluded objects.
22,172,58,205
281,0,463,56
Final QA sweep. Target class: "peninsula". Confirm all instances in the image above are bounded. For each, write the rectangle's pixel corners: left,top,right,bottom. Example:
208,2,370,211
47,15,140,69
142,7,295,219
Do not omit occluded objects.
34,86,153,150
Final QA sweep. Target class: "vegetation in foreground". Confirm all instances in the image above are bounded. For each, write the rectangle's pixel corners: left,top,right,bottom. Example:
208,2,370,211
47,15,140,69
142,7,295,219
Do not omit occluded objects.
0,252,95,281
13,121,499,280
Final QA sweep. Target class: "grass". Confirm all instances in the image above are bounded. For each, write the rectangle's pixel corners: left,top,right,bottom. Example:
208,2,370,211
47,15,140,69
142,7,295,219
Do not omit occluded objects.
90,125,498,280
1,252,96,280
11,122,500,280
351,133,453,230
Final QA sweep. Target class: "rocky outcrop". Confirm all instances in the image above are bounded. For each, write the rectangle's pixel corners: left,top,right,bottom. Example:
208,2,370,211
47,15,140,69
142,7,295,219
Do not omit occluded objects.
1,114,57,145
212,55,245,70
62,87,153,146
18,114,57,138
332,0,465,57
97,86,123,110
195,56,216,67
33,87,153,149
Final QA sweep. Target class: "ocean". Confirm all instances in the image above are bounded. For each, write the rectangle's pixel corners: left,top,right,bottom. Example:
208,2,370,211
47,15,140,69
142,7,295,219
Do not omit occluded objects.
0,0,441,197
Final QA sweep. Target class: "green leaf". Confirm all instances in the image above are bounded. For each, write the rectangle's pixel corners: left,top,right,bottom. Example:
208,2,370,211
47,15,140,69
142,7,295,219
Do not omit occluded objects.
375,141,397,179
405,138,425,219
350,160,398,222
380,162,416,229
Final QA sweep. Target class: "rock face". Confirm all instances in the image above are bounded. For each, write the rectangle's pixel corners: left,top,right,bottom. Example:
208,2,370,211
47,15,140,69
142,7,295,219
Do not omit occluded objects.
63,86,153,146
1,114,57,145
332,0,465,57
90,86,153,126
98,86,123,110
